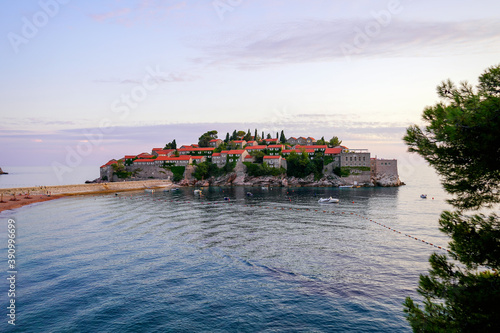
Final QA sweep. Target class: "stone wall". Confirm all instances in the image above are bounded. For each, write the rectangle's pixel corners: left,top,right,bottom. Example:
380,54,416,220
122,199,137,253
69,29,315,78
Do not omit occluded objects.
341,171,372,185
124,165,173,181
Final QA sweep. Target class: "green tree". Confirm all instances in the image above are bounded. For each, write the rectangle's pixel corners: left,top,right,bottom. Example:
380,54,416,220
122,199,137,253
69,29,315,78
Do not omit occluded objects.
254,129,259,141
198,130,218,147
266,133,272,139
244,129,252,141
164,139,177,149
329,136,342,147
231,130,238,140
111,161,132,179
225,132,230,143
286,151,314,178
250,150,265,164
280,130,286,143
403,64,500,332
316,136,326,145
236,130,246,139
261,131,265,140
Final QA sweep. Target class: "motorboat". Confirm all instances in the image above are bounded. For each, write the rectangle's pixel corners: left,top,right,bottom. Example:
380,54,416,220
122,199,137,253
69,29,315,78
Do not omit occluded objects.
339,185,353,188
194,189,202,195
420,194,427,199
246,192,253,197
144,189,155,193
318,197,339,203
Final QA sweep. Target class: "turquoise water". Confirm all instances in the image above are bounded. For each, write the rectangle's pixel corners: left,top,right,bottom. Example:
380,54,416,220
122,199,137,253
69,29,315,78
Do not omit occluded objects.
1,165,452,332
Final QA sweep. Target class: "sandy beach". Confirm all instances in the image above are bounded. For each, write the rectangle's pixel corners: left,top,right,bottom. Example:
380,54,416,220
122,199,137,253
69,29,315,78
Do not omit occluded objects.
0,180,173,213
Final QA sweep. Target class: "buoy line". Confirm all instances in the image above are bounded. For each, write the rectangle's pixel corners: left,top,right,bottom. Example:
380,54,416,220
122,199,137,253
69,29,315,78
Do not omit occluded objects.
107,195,452,254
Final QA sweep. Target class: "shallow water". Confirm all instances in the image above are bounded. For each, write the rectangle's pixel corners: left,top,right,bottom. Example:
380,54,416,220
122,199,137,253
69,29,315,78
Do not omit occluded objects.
1,165,452,332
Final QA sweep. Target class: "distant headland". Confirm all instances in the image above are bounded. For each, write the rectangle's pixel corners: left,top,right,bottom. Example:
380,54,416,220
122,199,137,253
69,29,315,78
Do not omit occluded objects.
0,167,8,175
96,130,404,187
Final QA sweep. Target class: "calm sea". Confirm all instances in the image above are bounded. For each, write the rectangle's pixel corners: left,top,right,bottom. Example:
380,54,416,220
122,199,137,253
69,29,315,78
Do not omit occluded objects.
0,166,99,189
1,164,453,332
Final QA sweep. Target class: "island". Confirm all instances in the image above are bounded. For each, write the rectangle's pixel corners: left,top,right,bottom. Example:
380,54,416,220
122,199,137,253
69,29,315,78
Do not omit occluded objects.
0,167,8,175
97,130,404,187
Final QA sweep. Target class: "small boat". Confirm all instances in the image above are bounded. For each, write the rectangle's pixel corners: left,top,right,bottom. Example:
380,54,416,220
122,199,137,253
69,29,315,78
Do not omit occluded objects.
420,194,427,199
339,185,353,188
194,189,202,195
144,189,155,193
318,197,339,203
224,197,230,201
261,187,268,190
246,192,253,197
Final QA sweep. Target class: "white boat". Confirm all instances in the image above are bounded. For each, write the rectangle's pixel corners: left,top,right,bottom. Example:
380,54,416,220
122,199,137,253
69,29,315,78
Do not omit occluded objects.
144,189,155,193
339,185,353,188
420,194,427,199
194,189,202,195
318,197,339,203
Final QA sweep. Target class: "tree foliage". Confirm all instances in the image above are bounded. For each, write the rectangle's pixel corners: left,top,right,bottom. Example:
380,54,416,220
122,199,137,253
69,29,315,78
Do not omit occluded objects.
404,66,500,210
280,130,286,143
198,130,218,147
111,161,132,179
244,162,285,177
243,129,252,141
193,162,224,180
329,136,342,147
285,151,322,179
403,64,500,332
164,139,177,149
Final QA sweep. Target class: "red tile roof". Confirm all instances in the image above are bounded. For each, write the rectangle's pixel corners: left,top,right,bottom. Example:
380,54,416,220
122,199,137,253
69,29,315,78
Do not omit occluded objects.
191,156,205,160
134,159,156,162
263,156,281,159
245,145,267,150
264,138,278,142
228,150,245,155
325,147,342,155
156,155,192,161
124,155,137,159
212,153,221,157
209,139,221,142
267,144,284,149
295,145,327,149
155,149,175,155
233,140,246,143
245,155,254,159
177,147,215,152
152,148,163,151
282,149,315,154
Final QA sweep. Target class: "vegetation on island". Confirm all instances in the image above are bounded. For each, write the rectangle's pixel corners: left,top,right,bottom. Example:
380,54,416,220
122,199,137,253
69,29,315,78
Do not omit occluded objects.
403,64,500,332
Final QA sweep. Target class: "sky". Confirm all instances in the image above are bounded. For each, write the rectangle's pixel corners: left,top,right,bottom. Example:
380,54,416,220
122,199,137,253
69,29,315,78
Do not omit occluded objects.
1,0,500,172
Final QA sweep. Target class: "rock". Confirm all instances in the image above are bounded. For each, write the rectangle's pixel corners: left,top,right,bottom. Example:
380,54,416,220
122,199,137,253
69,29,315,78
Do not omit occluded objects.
0,167,8,175
372,173,404,187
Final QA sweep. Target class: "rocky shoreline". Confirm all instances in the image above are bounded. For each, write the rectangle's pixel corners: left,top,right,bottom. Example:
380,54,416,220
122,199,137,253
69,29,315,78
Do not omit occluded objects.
179,173,404,187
